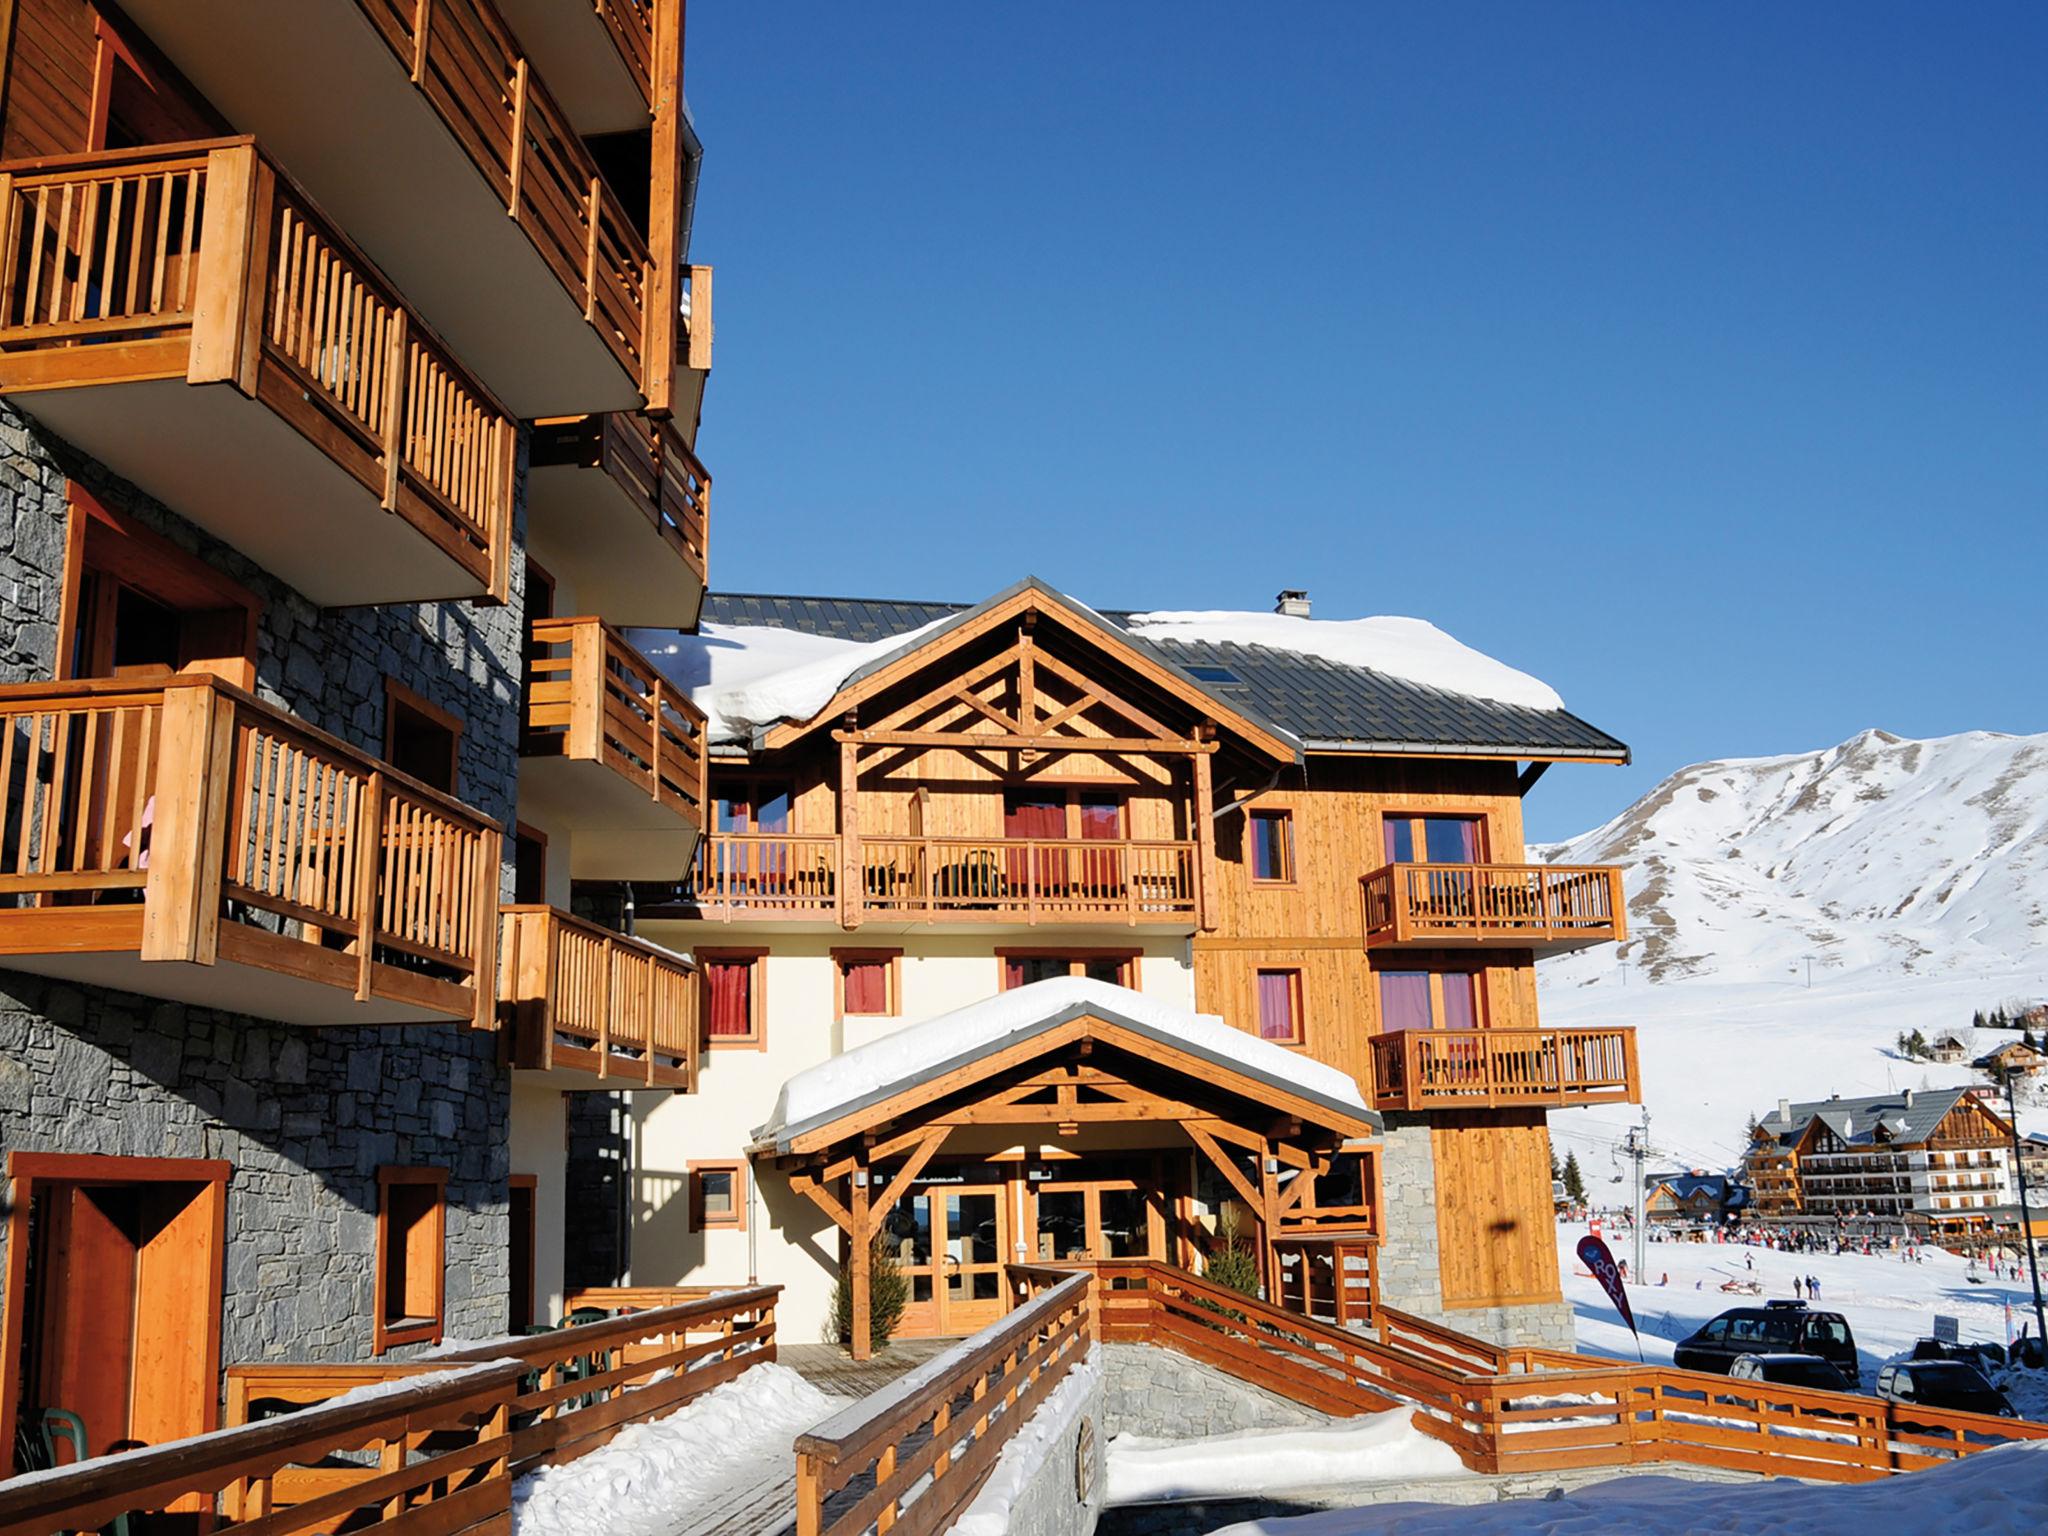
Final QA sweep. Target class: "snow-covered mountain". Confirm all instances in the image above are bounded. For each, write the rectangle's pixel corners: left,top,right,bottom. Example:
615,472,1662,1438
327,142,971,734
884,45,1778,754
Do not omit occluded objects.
1532,729,2048,1176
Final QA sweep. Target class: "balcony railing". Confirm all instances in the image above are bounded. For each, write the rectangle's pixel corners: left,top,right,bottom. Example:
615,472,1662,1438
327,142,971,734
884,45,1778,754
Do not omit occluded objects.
0,140,514,605
0,675,499,1027
495,0,659,132
1361,862,1626,955
527,410,710,626
1368,1027,1639,1112
499,904,697,1088
673,833,1202,927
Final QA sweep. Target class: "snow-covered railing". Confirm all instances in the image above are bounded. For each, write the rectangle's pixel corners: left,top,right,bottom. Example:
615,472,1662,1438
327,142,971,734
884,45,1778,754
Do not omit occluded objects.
1360,861,1625,953
0,1358,523,1536
794,1270,1093,1536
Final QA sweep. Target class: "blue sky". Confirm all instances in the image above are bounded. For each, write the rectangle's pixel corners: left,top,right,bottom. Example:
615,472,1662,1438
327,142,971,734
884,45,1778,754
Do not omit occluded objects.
681,4,2047,841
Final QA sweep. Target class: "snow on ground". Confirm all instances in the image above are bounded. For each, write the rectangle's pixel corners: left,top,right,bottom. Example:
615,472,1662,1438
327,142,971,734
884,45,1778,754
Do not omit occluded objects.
1557,1220,2048,1398
1201,1440,2048,1535
511,1362,845,1536
952,1350,1103,1535
754,976,1367,1144
1121,611,1566,710
1106,1412,1469,1506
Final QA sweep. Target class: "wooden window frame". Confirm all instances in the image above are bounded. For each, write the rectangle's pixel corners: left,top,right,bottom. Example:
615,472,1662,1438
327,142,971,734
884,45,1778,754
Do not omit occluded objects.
383,678,464,795
1247,807,1296,885
1371,955,1491,1032
0,1152,231,1462
996,948,1141,990
689,1161,747,1233
1255,967,1306,1047
833,948,902,1019
373,1166,449,1354
1379,810,1490,865
699,948,769,1050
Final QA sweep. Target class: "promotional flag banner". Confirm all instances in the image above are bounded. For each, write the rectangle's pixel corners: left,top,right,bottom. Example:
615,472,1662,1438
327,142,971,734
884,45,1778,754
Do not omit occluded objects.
1577,1233,1641,1359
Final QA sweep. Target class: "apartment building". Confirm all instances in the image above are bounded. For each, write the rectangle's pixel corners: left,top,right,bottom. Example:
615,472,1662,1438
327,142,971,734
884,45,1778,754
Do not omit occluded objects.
0,0,710,1471
611,580,1638,1354
1745,1089,2020,1235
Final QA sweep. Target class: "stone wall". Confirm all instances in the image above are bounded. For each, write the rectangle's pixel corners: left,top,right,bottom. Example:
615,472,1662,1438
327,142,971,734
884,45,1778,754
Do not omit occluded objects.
0,405,529,1360
1100,1344,1327,1441
958,1351,1104,1536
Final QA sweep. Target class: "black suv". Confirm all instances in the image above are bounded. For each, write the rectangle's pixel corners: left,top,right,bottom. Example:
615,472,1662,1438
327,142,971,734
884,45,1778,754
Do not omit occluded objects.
1874,1360,2016,1419
1673,1301,1859,1380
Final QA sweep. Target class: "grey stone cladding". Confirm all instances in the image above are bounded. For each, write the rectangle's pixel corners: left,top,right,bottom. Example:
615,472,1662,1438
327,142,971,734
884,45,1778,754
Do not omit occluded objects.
1100,1343,1327,1440
0,404,530,1360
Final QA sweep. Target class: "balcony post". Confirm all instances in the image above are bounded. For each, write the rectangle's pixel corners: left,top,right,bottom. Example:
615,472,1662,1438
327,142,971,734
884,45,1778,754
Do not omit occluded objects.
839,730,861,930
380,311,410,511
1192,742,1217,932
568,622,604,762
354,772,386,1001
139,682,233,966
469,829,501,1032
642,0,687,417
188,144,261,390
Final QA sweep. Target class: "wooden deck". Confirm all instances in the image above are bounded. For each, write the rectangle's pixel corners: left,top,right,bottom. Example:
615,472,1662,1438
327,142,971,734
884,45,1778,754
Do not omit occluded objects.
780,1338,960,1399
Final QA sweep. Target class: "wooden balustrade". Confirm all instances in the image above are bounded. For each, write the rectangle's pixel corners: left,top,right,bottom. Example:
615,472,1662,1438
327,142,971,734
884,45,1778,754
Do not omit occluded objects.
1272,1233,1379,1331
528,409,711,616
678,833,1200,926
522,615,708,827
0,139,516,604
0,675,499,1027
499,904,699,1088
795,1271,1093,1536
1368,1027,1640,1111
0,1358,523,1536
1360,862,1626,954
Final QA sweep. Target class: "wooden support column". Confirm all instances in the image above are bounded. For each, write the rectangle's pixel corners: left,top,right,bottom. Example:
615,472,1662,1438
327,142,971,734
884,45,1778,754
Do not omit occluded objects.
849,1150,872,1361
641,0,686,416
188,144,258,388
139,682,233,966
839,726,861,930
1192,737,1218,932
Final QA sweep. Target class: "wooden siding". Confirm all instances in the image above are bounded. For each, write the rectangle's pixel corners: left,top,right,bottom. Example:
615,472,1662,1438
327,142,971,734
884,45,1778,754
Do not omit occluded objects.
0,0,93,162
1431,1110,1563,1309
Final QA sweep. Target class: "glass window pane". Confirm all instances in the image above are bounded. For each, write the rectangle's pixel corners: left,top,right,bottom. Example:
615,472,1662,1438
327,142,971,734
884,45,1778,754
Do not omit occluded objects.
1422,817,1481,863
1252,812,1291,880
1257,970,1300,1042
1379,971,1432,1032
1036,1191,1086,1261
699,1170,733,1215
1440,972,1481,1029
716,795,749,833
754,784,792,834
1078,795,1122,840
954,1195,998,1263
1383,818,1416,863
1083,957,1127,986
1100,1190,1150,1257
707,962,752,1036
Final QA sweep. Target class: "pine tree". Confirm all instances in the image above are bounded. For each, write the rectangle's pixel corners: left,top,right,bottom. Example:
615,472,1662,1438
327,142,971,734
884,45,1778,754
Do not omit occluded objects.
828,1235,910,1351
1562,1152,1587,1203
1202,1210,1262,1298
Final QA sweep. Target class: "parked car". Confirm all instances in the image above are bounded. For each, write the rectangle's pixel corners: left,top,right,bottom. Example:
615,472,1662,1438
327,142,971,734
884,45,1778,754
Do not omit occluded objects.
1727,1352,1854,1393
1673,1301,1859,1379
1873,1361,2017,1419
1908,1337,2007,1373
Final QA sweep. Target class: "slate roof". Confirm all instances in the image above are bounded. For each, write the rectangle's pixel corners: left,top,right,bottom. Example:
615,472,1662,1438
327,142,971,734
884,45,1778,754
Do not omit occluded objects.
699,589,1629,761
1756,1088,1976,1149
1649,1172,1750,1208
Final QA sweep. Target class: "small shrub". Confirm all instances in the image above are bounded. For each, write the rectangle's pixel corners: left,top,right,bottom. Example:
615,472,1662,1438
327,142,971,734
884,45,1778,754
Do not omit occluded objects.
1203,1210,1262,1298
827,1235,910,1350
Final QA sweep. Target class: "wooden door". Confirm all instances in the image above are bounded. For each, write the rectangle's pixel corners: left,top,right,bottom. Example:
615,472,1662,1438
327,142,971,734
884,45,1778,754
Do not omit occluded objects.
509,1180,537,1330
881,1182,1008,1337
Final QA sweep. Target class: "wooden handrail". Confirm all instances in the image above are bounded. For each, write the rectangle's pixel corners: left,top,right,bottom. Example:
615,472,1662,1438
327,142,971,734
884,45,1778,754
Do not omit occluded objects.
522,615,708,823
794,1272,1092,1536
499,904,699,1088
1361,862,1627,947
529,411,710,587
1368,1027,1639,1110
0,1358,523,1536
0,140,516,600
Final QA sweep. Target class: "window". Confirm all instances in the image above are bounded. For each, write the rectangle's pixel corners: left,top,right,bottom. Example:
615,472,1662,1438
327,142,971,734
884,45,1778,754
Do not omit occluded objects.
1186,664,1241,685
690,1163,746,1231
1257,969,1303,1044
1249,810,1294,882
508,1175,537,1330
701,950,766,1047
513,823,549,907
375,1167,448,1353
384,680,462,794
1376,966,1484,1030
1000,951,1137,990
1382,814,1485,865
715,780,792,834
835,949,901,1017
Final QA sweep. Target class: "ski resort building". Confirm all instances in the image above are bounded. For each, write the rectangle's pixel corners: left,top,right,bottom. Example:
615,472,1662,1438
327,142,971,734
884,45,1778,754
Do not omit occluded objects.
612,581,1639,1354
0,0,712,1476
1744,1089,2021,1234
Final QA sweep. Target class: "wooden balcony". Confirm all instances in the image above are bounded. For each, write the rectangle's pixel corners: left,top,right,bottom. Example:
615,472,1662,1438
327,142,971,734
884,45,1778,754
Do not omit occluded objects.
495,0,660,133
498,904,697,1089
519,616,707,878
0,140,514,606
1360,862,1626,957
672,833,1202,928
0,675,500,1027
1367,1027,1639,1112
528,411,709,627
117,0,699,416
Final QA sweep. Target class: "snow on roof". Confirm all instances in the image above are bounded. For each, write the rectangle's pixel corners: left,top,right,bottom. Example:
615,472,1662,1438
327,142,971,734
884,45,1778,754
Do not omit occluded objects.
752,977,1373,1149
1122,611,1566,711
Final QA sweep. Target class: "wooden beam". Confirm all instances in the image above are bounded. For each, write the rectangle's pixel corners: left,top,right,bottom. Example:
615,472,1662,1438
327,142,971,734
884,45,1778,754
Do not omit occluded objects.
787,1172,855,1235
1188,1123,1265,1214
849,1153,872,1361
836,730,1212,753
948,688,1024,735
838,731,860,930
1018,621,1036,732
1193,746,1217,933
865,1128,948,1240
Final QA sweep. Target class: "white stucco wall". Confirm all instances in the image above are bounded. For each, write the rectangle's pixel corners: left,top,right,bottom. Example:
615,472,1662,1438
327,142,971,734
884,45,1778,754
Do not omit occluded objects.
630,928,1196,1342
509,1083,569,1325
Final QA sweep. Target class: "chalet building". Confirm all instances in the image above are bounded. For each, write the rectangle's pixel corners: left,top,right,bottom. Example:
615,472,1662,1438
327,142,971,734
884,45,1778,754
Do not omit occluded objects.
0,0,712,1472
608,581,1638,1353
1928,1033,1972,1065
1645,1172,1748,1228
1974,1041,2048,1079
1744,1090,2019,1235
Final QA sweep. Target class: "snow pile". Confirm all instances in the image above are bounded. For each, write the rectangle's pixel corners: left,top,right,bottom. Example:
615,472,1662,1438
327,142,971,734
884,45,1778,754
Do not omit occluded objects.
1205,1441,2048,1535
1125,611,1566,711
511,1362,845,1536
755,976,1369,1143
1532,728,2048,1168
1105,1411,1469,1505
632,618,952,745
951,1350,1103,1535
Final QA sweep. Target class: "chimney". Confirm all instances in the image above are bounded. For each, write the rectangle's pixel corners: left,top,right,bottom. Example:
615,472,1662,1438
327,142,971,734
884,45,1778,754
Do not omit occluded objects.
1777,1098,1790,1123
1274,589,1311,618
1903,1088,1914,1107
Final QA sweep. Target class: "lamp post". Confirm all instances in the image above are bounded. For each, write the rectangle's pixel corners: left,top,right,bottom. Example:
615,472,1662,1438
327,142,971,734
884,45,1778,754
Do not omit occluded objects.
2001,1067,2048,1366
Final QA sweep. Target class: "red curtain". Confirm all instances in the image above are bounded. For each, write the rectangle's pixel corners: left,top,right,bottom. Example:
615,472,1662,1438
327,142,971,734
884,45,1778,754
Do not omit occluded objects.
843,960,887,1014
706,962,752,1036
1004,796,1064,893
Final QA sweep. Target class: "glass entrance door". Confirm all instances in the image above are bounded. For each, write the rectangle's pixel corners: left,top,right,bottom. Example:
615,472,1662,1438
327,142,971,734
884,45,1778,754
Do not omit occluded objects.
1030,1177,1165,1262
881,1181,1008,1337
